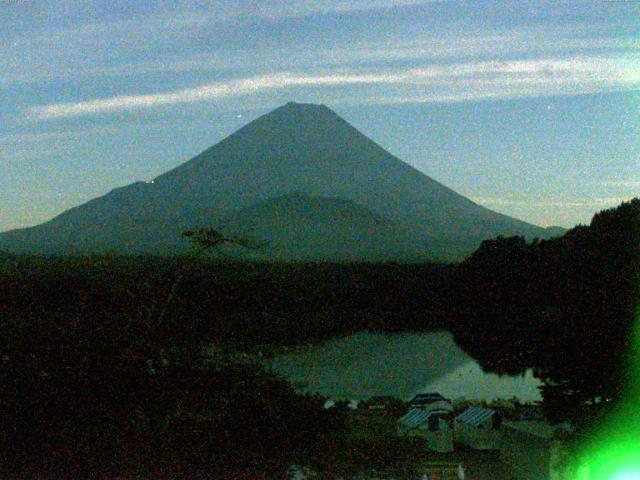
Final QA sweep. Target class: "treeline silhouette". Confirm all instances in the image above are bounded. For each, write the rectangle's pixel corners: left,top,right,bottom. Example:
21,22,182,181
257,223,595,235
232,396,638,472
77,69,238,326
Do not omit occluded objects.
449,198,640,424
1,198,637,476
1,259,452,348
0,258,450,478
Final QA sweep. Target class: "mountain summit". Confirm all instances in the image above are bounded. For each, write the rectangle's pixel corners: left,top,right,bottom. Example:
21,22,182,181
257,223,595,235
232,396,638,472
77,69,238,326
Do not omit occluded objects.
0,102,556,260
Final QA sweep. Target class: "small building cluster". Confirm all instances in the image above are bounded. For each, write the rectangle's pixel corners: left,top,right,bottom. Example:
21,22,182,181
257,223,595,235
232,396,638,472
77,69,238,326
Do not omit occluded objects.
327,391,570,480
397,393,454,452
454,406,501,450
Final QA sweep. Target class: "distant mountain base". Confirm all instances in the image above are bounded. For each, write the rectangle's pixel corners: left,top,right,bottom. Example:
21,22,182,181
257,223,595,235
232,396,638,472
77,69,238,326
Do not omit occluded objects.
217,193,437,262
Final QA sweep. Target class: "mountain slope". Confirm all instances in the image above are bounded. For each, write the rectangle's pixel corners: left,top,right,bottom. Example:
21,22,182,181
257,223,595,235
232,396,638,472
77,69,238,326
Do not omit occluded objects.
218,193,433,261
0,102,554,260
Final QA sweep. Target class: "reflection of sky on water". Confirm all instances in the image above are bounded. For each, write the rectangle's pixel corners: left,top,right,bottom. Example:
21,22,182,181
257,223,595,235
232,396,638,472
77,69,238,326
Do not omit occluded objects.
270,330,541,401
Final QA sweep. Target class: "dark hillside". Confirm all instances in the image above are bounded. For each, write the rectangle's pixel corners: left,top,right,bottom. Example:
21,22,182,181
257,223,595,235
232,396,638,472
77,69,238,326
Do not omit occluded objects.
0,257,452,477
449,198,640,423
1,258,453,349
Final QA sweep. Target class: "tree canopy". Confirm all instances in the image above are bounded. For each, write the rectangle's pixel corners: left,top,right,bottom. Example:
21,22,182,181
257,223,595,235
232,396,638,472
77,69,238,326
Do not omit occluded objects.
449,198,640,424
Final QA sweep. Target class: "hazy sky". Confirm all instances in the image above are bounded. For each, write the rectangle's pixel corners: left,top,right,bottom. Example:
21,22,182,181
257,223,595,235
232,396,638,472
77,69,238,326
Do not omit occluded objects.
1,0,639,232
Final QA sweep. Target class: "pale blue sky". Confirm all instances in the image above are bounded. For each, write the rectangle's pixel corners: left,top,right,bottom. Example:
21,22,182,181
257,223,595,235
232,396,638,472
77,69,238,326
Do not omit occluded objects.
1,0,639,231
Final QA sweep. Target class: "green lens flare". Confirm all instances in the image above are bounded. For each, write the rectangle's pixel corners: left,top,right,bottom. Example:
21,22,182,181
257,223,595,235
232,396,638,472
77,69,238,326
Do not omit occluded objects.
611,472,640,480
573,305,640,479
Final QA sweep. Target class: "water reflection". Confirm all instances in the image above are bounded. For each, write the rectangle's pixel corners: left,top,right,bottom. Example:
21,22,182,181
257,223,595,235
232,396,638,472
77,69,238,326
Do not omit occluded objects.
270,330,541,401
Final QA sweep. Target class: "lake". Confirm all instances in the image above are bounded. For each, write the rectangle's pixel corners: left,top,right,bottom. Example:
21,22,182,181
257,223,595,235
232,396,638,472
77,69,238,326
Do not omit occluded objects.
270,330,541,402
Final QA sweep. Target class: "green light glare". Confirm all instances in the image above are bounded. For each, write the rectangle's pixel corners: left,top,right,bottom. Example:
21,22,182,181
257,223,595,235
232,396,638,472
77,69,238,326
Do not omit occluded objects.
573,304,640,480
611,472,640,480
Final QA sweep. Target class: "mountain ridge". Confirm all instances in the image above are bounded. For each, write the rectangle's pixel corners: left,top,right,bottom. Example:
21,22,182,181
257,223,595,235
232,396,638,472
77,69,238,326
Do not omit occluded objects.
0,102,558,260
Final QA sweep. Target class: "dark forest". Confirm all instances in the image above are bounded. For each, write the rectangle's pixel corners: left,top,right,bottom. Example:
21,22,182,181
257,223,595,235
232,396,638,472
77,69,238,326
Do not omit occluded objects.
0,198,637,478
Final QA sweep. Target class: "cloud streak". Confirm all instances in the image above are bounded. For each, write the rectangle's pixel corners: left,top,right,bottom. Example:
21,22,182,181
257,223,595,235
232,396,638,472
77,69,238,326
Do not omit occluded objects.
472,196,637,208
598,180,640,188
4,26,635,88
241,0,444,19
30,54,640,120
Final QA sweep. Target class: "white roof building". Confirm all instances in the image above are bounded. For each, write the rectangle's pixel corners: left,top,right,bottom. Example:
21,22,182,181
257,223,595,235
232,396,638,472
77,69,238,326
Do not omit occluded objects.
398,408,453,452
454,407,500,450
456,406,496,428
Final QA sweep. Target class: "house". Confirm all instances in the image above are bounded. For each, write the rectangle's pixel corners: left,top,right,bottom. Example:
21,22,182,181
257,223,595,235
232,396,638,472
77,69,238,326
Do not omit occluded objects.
418,463,465,480
499,420,565,480
323,399,336,410
347,399,360,410
454,406,501,450
323,399,360,410
516,404,545,421
409,392,453,413
397,408,453,452
362,395,402,411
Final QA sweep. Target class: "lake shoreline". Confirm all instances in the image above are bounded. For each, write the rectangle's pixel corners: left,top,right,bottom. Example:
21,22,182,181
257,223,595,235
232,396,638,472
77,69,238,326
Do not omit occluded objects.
270,330,542,402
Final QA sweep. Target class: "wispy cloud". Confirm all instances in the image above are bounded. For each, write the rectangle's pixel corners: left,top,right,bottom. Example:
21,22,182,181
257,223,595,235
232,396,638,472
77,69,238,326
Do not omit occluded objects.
598,180,640,188
472,196,637,208
3,24,635,87
328,31,639,66
29,54,640,120
0,126,123,145
243,0,444,19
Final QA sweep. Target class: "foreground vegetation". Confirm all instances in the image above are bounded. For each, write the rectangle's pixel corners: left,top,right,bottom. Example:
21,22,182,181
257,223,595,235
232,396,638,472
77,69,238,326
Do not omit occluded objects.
0,198,637,477
0,253,451,477
0,258,452,351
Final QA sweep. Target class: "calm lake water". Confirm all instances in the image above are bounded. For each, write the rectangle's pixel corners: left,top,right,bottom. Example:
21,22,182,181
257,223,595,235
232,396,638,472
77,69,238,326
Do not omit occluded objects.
270,330,541,402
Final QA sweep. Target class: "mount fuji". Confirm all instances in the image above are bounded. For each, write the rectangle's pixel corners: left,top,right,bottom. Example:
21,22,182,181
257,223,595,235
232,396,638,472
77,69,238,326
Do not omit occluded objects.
0,102,558,261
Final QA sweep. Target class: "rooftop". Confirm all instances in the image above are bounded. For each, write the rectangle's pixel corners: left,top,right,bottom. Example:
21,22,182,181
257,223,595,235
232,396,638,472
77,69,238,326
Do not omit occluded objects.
410,392,449,404
503,420,557,439
455,407,495,427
